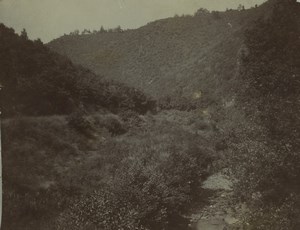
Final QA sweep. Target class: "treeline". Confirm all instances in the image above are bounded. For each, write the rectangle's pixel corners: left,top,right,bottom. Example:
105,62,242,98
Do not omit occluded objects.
0,23,155,117
174,3,257,19
68,25,124,36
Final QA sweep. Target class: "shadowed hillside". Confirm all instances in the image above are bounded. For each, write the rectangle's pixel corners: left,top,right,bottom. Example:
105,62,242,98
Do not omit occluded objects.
0,24,155,116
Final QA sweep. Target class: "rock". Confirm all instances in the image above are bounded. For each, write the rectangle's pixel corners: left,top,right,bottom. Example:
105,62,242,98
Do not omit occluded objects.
197,219,226,230
224,216,239,225
201,172,233,191
221,193,227,198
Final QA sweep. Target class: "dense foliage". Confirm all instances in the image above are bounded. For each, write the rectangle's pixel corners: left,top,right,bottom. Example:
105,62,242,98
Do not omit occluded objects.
3,110,215,230
228,1,300,228
57,130,212,230
0,24,155,116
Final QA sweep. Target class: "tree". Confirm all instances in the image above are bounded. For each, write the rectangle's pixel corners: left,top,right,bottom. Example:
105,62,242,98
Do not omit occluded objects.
81,29,91,35
237,4,245,11
20,28,28,39
212,11,221,20
70,30,79,35
114,25,122,32
194,8,210,16
34,38,43,46
100,26,106,33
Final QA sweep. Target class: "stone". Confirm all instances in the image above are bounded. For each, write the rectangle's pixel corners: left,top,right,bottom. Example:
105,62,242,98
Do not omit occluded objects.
197,219,226,230
224,216,239,225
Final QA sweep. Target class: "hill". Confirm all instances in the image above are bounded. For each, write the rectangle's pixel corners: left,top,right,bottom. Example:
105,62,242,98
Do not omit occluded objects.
48,1,273,106
220,1,300,228
0,24,155,116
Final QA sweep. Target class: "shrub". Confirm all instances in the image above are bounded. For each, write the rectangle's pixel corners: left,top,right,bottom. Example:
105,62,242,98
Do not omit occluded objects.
56,190,148,230
91,113,127,136
103,115,127,136
67,111,95,136
243,195,300,230
119,109,143,128
57,130,212,230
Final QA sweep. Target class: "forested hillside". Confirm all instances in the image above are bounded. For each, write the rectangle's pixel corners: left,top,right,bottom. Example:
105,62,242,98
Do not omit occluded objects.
48,0,273,107
0,24,155,116
226,1,300,228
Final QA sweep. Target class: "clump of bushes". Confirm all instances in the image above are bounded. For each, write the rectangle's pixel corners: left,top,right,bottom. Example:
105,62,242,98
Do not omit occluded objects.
56,129,212,230
244,195,300,230
1,117,87,230
157,96,197,111
120,109,144,128
103,114,127,135
67,111,95,136
228,129,300,229
67,110,128,137
56,189,149,230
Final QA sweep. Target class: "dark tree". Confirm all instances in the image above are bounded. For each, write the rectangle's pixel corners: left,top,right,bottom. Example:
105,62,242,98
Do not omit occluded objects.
20,28,28,39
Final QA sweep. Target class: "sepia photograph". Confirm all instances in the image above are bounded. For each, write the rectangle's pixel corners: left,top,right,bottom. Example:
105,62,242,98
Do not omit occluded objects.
0,0,299,229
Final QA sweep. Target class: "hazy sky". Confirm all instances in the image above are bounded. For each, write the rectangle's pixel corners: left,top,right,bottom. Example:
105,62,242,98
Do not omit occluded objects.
0,0,266,42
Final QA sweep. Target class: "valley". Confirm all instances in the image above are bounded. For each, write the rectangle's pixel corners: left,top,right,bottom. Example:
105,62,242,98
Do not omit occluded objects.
1,0,300,229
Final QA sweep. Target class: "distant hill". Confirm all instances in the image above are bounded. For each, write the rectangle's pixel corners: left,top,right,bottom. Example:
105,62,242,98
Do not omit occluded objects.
48,1,273,106
0,24,155,117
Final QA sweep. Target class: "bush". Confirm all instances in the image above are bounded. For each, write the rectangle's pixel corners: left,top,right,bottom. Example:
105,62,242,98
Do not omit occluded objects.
56,189,148,230
120,109,143,128
91,113,127,136
57,129,212,230
2,116,87,230
67,111,95,136
243,195,300,230
103,115,127,136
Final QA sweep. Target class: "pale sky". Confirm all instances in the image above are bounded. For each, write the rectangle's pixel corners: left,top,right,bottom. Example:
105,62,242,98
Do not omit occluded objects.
0,0,266,42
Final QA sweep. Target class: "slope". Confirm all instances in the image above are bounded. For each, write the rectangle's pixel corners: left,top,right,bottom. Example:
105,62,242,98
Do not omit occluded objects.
0,24,155,117
48,1,271,105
